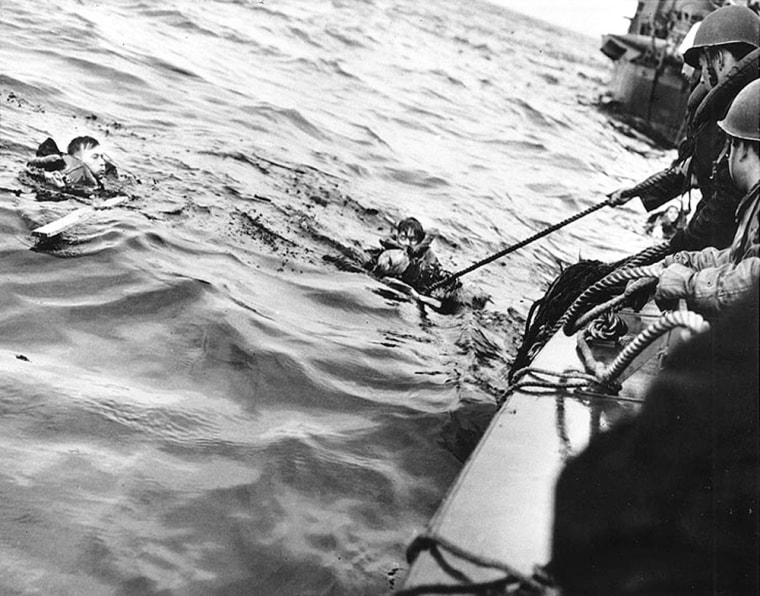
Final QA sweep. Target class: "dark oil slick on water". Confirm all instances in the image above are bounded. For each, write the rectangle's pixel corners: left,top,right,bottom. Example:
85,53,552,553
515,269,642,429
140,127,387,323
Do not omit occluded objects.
1,0,670,594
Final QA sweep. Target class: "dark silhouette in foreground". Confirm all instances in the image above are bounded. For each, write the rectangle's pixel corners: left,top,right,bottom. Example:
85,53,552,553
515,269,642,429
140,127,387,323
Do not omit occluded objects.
551,283,759,595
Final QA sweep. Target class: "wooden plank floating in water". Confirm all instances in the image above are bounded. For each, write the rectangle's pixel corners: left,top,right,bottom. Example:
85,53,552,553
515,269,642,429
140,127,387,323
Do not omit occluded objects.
31,195,129,238
381,276,443,310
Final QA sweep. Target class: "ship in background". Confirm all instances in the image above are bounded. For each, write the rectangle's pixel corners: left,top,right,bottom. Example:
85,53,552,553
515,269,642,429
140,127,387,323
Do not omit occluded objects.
600,0,719,146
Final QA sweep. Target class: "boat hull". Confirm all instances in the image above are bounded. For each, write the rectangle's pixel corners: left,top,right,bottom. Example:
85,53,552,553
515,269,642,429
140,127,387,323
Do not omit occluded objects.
401,305,685,589
601,34,691,146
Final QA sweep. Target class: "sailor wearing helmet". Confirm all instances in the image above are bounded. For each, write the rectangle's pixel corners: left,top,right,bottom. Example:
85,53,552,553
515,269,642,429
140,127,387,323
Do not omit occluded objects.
654,78,760,315
610,5,760,253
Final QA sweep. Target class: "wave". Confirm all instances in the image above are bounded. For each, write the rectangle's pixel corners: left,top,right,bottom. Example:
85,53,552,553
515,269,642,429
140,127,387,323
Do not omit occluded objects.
0,0,673,593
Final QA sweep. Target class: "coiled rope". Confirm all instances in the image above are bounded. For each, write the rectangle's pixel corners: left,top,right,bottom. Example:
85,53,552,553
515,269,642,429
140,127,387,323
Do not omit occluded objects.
509,242,671,379
614,241,671,269
568,242,673,331
428,197,616,291
577,310,710,387
560,264,664,336
572,277,657,331
398,311,709,594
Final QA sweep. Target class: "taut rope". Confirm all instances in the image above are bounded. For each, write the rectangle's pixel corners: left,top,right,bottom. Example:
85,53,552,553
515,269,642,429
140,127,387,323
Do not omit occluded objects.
428,196,616,290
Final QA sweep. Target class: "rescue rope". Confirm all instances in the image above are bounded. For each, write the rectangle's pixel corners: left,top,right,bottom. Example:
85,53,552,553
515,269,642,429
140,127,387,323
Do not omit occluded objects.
572,277,657,330
617,164,685,201
428,197,617,290
560,265,664,336
400,307,705,593
577,310,710,386
509,243,670,380
614,241,671,268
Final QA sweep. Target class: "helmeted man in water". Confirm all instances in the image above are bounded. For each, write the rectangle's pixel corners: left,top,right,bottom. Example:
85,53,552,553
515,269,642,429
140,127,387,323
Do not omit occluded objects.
26,135,113,190
610,5,760,252
653,78,760,316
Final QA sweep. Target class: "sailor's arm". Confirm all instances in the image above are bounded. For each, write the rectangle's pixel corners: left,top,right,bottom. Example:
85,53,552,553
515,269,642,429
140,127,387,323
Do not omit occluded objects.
668,166,744,252
664,245,731,270
609,162,688,210
655,256,760,317
26,154,67,171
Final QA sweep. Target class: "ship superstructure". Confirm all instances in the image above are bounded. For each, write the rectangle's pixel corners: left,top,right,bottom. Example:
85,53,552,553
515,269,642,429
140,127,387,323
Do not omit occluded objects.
601,0,717,144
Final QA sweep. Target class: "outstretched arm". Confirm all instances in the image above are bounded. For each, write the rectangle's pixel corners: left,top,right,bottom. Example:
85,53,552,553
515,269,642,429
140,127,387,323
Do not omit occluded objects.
609,163,688,210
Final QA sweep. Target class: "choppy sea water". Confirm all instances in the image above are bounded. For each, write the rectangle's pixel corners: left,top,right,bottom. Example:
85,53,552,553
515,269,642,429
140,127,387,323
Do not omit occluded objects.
1,0,672,594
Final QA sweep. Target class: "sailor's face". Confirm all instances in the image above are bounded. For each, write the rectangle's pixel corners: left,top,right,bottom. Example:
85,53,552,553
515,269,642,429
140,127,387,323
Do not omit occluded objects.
80,145,107,177
398,227,419,247
715,52,738,84
699,49,738,90
698,54,714,89
395,219,424,248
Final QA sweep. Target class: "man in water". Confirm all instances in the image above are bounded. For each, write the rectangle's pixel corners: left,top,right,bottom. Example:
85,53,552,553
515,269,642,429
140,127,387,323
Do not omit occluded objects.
26,135,114,191
644,204,688,240
357,216,478,313
653,78,760,316
610,5,759,252
373,217,442,289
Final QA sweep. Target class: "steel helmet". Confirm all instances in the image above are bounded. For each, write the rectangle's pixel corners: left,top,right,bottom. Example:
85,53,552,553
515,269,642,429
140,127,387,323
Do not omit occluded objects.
718,78,760,141
683,5,760,67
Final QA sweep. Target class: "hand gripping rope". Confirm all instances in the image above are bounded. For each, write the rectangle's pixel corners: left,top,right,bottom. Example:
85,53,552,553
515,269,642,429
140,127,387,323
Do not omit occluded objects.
560,264,666,336
506,262,710,397
538,244,671,342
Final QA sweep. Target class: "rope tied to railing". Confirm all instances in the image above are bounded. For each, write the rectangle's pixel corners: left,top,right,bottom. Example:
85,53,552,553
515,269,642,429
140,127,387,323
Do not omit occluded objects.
499,366,624,406
398,532,549,596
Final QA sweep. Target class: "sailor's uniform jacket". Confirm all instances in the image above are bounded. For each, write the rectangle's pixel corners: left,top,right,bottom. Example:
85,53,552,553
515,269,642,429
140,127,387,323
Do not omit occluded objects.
662,182,760,315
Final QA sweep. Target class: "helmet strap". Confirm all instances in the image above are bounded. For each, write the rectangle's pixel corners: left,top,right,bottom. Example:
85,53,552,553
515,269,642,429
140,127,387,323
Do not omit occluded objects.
707,61,719,88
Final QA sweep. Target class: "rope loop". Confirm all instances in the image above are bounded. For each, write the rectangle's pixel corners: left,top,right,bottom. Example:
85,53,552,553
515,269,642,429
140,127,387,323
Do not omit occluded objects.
560,264,664,336
399,532,548,596
576,309,710,388
499,366,621,405
598,310,709,384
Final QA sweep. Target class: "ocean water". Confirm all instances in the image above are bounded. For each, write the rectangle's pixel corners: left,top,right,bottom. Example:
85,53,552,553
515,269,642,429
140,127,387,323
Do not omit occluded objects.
0,0,672,594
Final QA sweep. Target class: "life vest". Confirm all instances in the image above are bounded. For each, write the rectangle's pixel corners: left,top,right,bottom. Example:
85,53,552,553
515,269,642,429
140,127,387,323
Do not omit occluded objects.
26,153,100,187
24,137,116,192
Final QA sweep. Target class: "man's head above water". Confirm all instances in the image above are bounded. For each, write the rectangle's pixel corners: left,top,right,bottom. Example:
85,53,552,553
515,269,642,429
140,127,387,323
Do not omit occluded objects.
67,135,107,177
395,217,426,248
